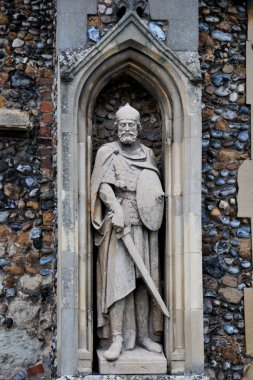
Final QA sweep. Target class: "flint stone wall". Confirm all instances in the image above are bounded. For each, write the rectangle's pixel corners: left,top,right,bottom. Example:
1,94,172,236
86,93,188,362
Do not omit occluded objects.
200,1,251,379
0,0,251,379
0,0,56,378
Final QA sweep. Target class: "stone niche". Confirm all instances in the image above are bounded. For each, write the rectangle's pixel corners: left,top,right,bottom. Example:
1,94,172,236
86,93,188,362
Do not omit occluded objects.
92,75,163,168
57,11,203,378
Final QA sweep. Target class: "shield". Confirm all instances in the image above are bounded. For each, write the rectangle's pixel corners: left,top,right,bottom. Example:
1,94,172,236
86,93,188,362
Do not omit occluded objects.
136,169,164,231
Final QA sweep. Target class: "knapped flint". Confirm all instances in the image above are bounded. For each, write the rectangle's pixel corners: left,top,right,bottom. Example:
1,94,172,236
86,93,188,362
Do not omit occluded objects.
136,169,164,231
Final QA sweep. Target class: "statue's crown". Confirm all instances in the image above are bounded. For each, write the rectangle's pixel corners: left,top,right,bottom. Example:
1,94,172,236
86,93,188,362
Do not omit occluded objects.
116,103,140,122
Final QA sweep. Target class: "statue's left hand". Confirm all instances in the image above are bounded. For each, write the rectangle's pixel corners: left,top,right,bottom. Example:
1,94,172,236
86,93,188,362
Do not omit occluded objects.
156,189,165,202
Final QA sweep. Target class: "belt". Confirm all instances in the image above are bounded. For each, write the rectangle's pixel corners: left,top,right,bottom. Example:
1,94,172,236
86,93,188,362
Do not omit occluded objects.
115,190,136,200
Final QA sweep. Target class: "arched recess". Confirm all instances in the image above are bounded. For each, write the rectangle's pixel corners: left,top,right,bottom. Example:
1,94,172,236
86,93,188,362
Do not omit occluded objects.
57,12,203,377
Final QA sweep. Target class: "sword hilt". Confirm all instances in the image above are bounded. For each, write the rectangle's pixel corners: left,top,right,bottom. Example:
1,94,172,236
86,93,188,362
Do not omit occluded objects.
115,226,131,239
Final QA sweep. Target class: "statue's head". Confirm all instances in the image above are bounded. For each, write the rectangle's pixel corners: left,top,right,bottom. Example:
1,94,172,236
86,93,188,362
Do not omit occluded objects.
115,103,141,145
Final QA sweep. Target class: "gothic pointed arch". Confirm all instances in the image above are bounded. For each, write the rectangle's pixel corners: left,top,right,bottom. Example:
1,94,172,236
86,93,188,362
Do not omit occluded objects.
57,10,203,377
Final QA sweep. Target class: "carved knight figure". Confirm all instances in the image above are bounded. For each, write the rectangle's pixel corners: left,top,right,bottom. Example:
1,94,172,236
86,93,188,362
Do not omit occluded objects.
91,103,167,362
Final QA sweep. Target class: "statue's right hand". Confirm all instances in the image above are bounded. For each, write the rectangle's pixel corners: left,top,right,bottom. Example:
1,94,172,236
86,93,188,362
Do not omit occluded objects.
108,208,125,230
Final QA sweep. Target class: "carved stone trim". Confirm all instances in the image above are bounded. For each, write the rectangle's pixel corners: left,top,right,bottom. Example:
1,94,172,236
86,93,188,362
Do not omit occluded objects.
115,0,149,19
60,12,199,83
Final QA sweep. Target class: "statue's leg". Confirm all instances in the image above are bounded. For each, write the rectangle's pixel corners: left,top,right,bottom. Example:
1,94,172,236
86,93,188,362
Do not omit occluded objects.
104,298,125,361
136,281,162,354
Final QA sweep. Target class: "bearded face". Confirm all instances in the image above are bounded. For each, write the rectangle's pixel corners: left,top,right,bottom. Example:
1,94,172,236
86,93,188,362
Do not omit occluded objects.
117,119,138,145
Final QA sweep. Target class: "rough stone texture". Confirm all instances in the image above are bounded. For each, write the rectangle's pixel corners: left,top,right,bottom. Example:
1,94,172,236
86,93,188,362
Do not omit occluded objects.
0,109,30,131
218,287,243,304
200,1,251,379
19,274,42,295
0,0,56,378
0,329,42,372
8,299,40,327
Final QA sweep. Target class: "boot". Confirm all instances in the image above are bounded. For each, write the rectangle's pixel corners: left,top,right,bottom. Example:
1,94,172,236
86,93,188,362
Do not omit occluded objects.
104,334,123,361
104,299,125,361
139,336,162,353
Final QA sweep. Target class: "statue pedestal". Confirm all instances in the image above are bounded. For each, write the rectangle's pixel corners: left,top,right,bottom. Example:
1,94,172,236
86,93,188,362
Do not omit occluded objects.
97,347,167,374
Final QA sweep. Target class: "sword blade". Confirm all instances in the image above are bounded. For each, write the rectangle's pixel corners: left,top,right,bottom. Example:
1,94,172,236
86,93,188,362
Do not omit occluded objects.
121,233,170,318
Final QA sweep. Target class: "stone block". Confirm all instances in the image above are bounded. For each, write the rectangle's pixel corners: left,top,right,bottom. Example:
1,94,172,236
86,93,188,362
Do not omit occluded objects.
167,19,198,52
248,0,253,40
246,42,253,104
149,0,198,51
244,288,253,355
57,0,97,49
238,160,253,218
0,108,30,131
149,0,197,21
97,347,167,374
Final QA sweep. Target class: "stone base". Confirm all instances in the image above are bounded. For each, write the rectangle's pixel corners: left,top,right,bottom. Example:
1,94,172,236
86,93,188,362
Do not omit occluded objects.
57,375,209,379
97,347,167,374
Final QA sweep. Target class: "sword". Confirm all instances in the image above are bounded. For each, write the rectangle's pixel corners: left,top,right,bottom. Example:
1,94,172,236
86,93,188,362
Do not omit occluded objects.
116,226,170,318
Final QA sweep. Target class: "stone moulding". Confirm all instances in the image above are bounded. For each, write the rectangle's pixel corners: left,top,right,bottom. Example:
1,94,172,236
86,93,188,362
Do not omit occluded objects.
60,12,200,83
57,10,203,377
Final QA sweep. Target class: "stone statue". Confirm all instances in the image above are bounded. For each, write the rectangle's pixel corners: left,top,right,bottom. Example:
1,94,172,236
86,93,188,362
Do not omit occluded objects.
91,103,167,364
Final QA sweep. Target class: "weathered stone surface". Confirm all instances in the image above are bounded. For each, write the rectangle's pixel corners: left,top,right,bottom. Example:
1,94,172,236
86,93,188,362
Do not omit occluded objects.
221,275,238,288
92,102,167,370
203,275,218,290
12,38,24,48
0,211,9,224
43,211,54,226
239,238,251,258
8,299,40,328
215,118,228,131
98,348,167,375
218,288,243,304
0,329,41,371
20,274,42,295
218,149,240,161
0,109,30,130
210,208,221,218
3,264,24,275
